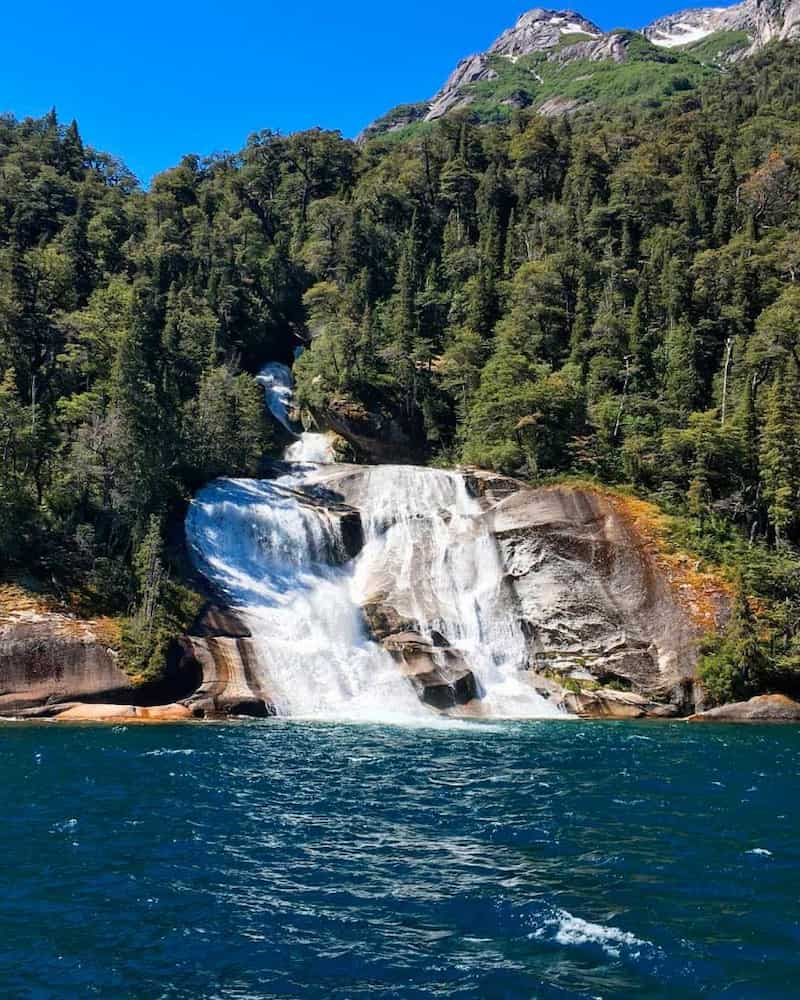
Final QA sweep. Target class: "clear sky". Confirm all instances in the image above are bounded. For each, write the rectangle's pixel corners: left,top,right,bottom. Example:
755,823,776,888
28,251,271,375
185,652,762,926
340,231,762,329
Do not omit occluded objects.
2,0,734,184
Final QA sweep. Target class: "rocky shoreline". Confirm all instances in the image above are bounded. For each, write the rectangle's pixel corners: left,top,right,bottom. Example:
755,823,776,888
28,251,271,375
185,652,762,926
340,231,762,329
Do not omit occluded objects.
4,473,792,725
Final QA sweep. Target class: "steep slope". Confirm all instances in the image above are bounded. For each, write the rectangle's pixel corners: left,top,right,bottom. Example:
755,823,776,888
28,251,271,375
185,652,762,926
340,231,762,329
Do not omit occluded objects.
362,0,800,138
645,0,800,50
644,4,755,48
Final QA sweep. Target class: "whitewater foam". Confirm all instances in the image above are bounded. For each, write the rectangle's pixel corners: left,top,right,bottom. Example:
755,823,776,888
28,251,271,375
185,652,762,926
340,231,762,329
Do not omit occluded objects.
186,362,566,721
532,907,651,959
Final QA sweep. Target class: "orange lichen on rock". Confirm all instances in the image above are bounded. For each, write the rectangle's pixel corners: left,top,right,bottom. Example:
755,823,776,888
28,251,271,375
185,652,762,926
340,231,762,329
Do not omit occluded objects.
600,491,733,633
0,582,122,649
0,583,54,624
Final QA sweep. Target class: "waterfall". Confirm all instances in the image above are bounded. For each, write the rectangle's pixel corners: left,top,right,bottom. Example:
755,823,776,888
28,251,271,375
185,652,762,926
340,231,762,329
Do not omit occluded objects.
185,363,564,720
348,467,562,718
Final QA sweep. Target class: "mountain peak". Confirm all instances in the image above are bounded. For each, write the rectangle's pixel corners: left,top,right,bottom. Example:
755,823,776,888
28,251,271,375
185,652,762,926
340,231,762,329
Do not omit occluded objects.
490,8,602,59
361,0,800,140
644,3,754,48
644,0,800,49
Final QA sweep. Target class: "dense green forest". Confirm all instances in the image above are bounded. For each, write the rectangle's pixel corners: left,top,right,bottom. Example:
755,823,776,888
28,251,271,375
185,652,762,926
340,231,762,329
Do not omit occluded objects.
1,42,800,698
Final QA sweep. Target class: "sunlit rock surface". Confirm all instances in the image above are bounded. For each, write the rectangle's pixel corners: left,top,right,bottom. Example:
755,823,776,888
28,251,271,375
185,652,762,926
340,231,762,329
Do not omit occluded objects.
312,466,729,717
0,590,130,716
689,693,800,722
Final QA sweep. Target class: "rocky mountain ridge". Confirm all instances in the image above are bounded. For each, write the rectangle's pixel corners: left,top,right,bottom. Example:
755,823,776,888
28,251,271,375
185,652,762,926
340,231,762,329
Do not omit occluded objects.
363,1,800,137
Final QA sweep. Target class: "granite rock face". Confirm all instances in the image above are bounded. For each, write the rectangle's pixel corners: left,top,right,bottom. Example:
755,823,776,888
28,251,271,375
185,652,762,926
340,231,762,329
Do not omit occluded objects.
2,471,730,721
165,602,277,719
481,484,704,703
314,466,728,716
424,8,602,123
383,632,480,710
689,693,800,722
0,598,274,721
0,608,131,716
51,702,194,722
646,1,800,50
644,4,756,48
490,9,601,58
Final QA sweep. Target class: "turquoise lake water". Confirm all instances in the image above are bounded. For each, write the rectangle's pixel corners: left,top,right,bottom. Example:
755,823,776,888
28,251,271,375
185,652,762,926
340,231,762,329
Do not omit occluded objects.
1,719,798,998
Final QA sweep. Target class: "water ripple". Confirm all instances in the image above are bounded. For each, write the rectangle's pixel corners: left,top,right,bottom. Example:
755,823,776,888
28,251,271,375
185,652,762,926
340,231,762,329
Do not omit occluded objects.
1,719,799,998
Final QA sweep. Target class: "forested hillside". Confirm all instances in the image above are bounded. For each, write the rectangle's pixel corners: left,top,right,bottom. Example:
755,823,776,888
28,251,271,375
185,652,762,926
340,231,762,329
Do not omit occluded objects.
1,42,800,698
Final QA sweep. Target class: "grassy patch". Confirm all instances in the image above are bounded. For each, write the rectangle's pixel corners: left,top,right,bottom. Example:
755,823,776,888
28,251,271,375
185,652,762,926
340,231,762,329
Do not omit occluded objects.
683,30,750,64
555,32,595,50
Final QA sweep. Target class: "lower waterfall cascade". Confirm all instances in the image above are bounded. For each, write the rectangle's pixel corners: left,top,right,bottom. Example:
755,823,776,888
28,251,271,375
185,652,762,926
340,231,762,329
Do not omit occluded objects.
185,362,564,720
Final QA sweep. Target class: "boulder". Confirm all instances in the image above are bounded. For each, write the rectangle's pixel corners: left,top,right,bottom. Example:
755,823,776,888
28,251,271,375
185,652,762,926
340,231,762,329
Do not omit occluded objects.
688,694,800,723
312,398,419,465
362,601,420,643
381,631,480,711
563,688,679,719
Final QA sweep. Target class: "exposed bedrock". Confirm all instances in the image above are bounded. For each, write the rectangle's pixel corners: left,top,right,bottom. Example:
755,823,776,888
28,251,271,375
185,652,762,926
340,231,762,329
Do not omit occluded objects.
480,480,726,712
165,602,277,719
0,616,132,717
689,693,800,723
315,466,729,716
0,598,274,721
307,399,421,465
288,485,364,559
386,633,479,710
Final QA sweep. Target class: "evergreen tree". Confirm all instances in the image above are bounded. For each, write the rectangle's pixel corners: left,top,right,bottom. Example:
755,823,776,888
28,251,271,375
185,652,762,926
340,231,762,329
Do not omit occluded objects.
760,363,800,545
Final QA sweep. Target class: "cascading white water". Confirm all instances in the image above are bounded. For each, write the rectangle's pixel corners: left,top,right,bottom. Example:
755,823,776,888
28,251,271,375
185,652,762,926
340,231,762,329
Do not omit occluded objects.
348,467,563,718
256,362,335,464
188,364,425,720
186,362,564,720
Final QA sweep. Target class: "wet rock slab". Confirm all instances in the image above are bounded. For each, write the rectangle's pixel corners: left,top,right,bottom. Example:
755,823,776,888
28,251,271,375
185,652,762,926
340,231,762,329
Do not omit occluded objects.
383,631,479,710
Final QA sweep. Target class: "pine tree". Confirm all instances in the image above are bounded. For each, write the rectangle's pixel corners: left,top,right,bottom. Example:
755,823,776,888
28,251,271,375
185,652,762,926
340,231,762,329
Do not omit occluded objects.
712,146,737,246
63,192,94,307
111,281,173,526
61,119,85,180
663,320,699,419
699,580,769,706
760,364,800,545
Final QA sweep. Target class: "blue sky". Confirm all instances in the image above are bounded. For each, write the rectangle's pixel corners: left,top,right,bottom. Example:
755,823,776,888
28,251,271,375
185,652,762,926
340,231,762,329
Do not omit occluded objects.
3,1,734,184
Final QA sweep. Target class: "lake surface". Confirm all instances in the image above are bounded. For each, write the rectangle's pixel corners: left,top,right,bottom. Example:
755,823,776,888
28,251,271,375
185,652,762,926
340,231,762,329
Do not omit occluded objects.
1,719,798,998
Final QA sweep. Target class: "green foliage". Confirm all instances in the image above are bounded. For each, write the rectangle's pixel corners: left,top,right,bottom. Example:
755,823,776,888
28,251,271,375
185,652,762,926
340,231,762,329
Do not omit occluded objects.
698,583,769,706
685,31,751,64
3,44,800,693
120,581,204,683
183,366,273,486
120,514,204,682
